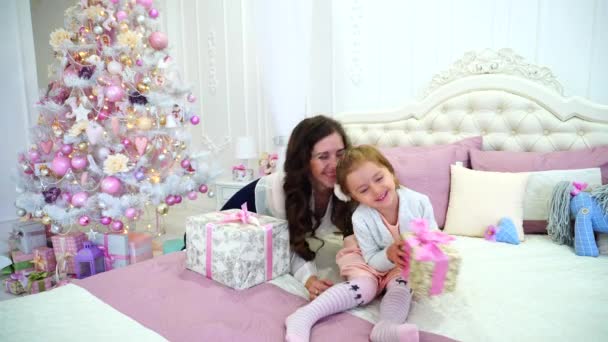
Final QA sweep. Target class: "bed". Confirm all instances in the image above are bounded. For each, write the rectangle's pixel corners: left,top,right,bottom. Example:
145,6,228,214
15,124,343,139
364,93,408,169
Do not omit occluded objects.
2,49,608,342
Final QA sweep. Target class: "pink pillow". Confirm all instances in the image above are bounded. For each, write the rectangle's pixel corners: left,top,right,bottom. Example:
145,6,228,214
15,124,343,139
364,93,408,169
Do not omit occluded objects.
470,147,608,233
470,148,608,184
380,136,483,228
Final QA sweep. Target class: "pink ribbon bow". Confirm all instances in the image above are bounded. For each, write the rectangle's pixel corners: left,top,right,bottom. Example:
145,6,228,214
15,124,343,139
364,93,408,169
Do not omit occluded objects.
220,203,259,226
570,181,588,196
232,164,246,171
403,219,454,295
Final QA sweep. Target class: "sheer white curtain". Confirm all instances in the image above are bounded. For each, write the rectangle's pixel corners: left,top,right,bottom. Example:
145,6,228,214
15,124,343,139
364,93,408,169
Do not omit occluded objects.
252,0,312,169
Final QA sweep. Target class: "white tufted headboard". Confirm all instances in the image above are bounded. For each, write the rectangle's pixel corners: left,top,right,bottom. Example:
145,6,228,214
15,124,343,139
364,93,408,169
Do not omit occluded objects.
335,49,608,152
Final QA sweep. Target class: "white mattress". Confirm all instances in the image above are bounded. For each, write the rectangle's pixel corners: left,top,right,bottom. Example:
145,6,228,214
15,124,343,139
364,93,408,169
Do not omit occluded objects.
0,284,167,341
273,235,608,342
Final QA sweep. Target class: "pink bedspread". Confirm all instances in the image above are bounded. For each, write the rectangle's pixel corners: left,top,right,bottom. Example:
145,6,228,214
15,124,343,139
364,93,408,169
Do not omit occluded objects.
75,252,454,342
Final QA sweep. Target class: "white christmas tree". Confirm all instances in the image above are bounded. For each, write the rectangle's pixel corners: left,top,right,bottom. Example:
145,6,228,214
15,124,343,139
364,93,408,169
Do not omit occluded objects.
14,0,217,235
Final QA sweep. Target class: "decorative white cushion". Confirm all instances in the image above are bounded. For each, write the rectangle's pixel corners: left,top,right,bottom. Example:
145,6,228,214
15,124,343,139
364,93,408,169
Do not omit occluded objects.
523,168,601,220
444,166,529,241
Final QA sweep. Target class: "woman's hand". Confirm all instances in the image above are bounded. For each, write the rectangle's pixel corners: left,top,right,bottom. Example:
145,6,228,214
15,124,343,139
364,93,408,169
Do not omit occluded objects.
387,241,409,269
305,276,333,300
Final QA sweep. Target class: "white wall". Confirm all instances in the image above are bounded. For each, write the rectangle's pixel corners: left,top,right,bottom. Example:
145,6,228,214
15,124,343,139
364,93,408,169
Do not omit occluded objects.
0,0,39,253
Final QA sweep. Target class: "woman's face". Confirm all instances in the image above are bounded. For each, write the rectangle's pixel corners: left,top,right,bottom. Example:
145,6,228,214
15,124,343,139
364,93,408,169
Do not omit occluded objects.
309,132,346,191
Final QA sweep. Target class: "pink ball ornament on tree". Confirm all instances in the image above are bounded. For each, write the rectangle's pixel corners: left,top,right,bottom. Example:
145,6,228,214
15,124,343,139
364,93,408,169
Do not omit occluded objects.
104,85,125,102
111,220,124,232
174,195,182,204
180,159,191,169
101,176,123,195
148,32,168,50
149,8,159,18
28,150,41,163
125,207,138,219
187,191,198,200
116,11,128,21
61,192,72,203
60,144,74,155
190,115,200,125
165,195,176,206
100,216,112,225
51,154,71,176
71,155,88,170
198,184,208,193
79,215,91,226
187,93,196,103
71,191,89,207
97,110,110,121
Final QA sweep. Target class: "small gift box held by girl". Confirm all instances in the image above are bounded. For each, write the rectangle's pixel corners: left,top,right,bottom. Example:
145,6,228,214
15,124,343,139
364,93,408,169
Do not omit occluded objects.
286,145,437,342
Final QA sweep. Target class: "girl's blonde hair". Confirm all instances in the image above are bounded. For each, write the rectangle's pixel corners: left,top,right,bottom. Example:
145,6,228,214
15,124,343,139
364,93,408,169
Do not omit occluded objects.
336,145,400,196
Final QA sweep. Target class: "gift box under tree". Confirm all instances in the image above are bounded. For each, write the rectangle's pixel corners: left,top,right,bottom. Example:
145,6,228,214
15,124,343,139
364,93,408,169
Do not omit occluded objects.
51,231,87,274
32,246,57,273
402,219,461,297
26,271,54,294
128,232,153,264
11,250,34,274
186,204,290,290
90,232,130,270
9,221,47,253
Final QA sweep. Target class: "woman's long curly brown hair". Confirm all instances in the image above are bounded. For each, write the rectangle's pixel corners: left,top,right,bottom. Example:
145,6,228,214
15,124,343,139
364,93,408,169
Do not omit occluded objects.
284,115,355,261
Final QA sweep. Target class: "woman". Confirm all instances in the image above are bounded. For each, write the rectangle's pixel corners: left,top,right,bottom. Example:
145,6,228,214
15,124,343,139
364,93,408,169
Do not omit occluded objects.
254,115,355,298
185,115,353,297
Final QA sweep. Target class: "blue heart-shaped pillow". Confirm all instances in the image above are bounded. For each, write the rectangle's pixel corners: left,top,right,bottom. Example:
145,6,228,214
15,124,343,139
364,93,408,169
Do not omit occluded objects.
495,218,520,245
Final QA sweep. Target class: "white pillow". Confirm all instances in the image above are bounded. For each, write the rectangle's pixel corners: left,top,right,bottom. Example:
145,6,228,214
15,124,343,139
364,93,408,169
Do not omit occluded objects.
444,166,529,241
523,168,601,220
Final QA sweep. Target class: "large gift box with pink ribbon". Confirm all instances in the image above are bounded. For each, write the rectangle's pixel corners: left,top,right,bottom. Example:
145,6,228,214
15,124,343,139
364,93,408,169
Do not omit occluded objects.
51,232,87,274
402,219,461,297
91,232,130,270
185,204,290,290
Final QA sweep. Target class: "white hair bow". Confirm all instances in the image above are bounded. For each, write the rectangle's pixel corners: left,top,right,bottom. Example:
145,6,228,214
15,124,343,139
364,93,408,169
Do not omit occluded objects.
333,184,351,202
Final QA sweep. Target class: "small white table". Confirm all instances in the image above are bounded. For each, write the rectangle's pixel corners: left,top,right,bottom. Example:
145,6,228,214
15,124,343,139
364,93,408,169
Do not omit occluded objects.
214,179,250,210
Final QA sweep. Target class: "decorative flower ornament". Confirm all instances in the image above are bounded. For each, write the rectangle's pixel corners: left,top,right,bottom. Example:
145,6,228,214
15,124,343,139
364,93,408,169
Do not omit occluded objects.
484,225,498,242
103,153,129,175
333,184,351,202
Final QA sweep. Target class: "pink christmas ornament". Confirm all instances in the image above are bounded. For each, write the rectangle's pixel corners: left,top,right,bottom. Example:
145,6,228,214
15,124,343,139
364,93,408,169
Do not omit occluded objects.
28,150,41,163
122,138,132,147
51,154,71,176
97,110,110,121
174,195,182,204
180,159,191,169
187,93,196,103
148,32,168,50
137,0,153,8
40,140,54,154
104,85,125,102
60,144,73,155
70,155,88,170
198,184,208,193
100,216,112,225
187,191,198,200
190,115,200,125
165,195,176,206
149,8,159,18
101,176,122,195
116,11,128,21
24,166,34,175
61,192,72,203
134,136,148,156
71,191,89,207
111,220,124,232
125,207,138,219
79,216,91,226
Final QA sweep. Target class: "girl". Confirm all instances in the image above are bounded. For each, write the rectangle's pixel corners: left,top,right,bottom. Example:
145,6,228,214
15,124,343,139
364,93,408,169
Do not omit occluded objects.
286,145,437,342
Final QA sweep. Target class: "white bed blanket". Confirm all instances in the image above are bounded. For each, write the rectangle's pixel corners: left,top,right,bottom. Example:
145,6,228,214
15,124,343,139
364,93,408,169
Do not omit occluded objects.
273,235,608,342
0,284,167,341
